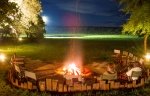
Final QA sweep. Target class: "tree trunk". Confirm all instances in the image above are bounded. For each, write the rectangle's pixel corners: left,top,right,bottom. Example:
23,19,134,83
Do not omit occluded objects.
144,34,149,54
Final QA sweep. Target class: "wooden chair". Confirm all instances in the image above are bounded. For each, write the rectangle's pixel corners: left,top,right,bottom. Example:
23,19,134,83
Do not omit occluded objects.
101,73,117,81
121,51,129,65
139,58,144,65
25,70,37,80
10,54,25,67
127,53,134,64
128,71,142,81
113,49,121,56
14,65,25,79
112,49,121,64
132,56,138,61
122,51,128,57
128,53,134,60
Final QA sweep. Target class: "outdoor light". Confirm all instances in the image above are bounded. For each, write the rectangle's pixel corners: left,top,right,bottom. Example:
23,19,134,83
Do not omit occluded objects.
42,16,49,24
145,53,150,61
18,37,23,41
0,53,6,62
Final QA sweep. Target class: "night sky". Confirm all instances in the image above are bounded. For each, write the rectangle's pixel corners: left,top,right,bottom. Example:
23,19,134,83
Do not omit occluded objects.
41,0,128,28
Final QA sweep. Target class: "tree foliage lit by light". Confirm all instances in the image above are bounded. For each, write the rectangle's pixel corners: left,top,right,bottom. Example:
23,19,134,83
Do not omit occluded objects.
118,0,150,53
0,0,19,38
0,0,45,40
9,0,45,39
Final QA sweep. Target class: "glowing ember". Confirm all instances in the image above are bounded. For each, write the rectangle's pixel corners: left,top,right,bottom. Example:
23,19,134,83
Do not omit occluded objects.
55,63,91,77
63,62,81,76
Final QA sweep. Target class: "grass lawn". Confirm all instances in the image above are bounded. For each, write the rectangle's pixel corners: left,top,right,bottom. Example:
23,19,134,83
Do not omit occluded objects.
0,35,146,62
0,34,150,96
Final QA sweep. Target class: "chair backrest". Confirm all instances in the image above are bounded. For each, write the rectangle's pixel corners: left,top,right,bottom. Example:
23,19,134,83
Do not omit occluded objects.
25,71,36,80
13,58,25,61
139,58,144,64
128,53,134,58
133,56,138,61
13,62,24,65
131,71,142,77
122,51,128,56
102,73,117,80
114,49,120,54
14,65,21,73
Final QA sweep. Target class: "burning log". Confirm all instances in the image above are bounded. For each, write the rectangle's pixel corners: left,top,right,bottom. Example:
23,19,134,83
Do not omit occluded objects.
55,62,92,83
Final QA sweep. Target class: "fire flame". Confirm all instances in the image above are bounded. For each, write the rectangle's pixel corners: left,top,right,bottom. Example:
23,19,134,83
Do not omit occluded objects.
63,62,81,76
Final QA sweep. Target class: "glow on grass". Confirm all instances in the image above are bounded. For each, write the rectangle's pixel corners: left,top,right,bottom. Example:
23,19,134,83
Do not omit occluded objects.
0,53,6,62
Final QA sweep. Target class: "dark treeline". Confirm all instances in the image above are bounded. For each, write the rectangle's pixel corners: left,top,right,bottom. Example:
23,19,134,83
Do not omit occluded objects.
47,26,122,34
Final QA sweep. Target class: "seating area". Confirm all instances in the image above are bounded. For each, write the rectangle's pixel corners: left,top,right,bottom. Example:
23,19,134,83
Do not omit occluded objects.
112,49,144,65
8,52,150,92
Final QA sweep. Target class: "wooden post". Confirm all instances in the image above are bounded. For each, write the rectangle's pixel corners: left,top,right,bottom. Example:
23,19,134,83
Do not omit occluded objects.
39,81,46,91
120,84,125,88
9,71,12,83
8,70,11,82
64,85,68,92
87,85,92,90
58,83,64,92
99,80,106,90
104,84,109,90
68,86,74,92
127,83,132,88
132,80,136,88
114,82,120,89
73,83,82,91
15,79,19,86
21,83,23,88
147,69,150,77
81,84,86,91
24,82,28,89
109,81,115,89
27,81,33,90
141,78,145,86
46,79,52,91
33,85,37,90
66,79,73,86
124,83,127,88
11,76,14,85
93,83,99,90
52,79,58,91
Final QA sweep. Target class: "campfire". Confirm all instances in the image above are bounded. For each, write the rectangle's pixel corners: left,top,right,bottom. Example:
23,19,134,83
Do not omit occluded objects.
63,62,81,76
55,62,92,77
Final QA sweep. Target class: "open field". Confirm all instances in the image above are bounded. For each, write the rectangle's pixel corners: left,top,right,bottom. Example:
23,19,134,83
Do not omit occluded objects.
0,34,150,96
0,35,147,63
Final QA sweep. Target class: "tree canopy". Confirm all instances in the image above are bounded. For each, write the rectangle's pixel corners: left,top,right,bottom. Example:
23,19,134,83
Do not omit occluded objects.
0,0,45,40
0,0,19,26
118,0,150,53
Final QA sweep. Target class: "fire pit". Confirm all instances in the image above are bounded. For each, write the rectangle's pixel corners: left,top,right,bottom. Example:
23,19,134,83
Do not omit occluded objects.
55,62,92,81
